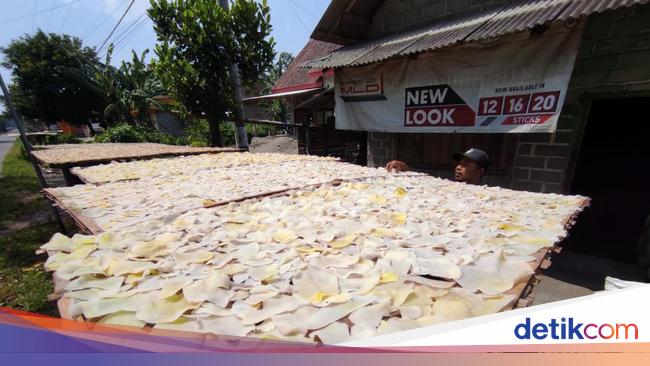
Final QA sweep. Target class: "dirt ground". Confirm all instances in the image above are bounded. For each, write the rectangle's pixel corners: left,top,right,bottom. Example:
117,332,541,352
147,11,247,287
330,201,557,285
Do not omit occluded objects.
249,134,298,154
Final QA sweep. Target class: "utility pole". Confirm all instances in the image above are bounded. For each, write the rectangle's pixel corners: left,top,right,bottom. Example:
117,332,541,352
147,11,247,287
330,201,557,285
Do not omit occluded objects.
0,73,66,233
219,0,249,150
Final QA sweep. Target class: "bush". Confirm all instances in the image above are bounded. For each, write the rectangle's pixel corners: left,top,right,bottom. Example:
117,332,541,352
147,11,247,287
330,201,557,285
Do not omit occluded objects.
94,123,144,143
184,119,252,147
43,133,81,145
220,122,237,147
247,123,279,137
219,121,280,147
94,120,282,147
94,123,186,145
185,119,210,147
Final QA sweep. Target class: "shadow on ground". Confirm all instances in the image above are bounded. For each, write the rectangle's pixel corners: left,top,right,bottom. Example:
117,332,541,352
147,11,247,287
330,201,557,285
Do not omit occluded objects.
532,249,648,306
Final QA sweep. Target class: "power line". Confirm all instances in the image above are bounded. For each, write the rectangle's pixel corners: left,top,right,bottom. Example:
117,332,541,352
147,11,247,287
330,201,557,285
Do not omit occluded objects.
58,1,73,33
82,0,129,41
287,0,318,19
284,0,310,33
46,0,56,31
114,17,148,55
31,0,38,31
97,0,136,53
105,13,147,57
111,12,146,48
0,0,86,26
100,13,146,58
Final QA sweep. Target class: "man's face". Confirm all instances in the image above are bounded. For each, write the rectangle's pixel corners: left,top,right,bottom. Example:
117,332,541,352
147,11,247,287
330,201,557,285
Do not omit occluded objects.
454,157,483,184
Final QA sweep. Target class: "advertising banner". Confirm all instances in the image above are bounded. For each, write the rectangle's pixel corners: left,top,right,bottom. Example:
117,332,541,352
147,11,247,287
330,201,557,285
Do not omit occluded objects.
335,23,584,133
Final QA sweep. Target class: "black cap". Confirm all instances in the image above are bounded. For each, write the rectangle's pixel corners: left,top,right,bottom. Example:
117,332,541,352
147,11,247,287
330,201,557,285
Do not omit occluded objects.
452,148,490,168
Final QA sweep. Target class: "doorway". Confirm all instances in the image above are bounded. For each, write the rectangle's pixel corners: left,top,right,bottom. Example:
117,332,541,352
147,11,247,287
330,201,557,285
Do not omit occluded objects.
563,97,650,264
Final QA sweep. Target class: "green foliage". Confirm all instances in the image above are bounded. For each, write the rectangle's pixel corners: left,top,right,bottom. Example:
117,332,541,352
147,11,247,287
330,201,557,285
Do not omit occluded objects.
183,119,277,147
267,52,294,83
114,48,166,126
94,123,185,145
1,97,12,123
43,133,82,145
59,46,165,128
258,51,294,122
185,119,210,147
247,123,279,138
220,121,279,146
148,0,275,146
94,123,145,143
0,30,104,126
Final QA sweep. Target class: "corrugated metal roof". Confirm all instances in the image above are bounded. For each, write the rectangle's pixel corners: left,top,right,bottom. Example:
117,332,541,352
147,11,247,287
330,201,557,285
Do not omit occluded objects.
303,42,381,69
559,0,648,18
465,0,569,42
304,0,648,69
399,10,500,58
351,28,431,66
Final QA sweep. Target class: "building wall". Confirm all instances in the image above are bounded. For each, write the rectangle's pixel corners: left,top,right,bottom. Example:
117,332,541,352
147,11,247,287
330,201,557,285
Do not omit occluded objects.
366,3,650,193
152,111,186,136
243,102,275,122
512,3,650,193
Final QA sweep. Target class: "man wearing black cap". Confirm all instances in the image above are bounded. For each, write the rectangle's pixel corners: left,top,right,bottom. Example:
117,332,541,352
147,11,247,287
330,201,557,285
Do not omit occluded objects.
385,148,490,185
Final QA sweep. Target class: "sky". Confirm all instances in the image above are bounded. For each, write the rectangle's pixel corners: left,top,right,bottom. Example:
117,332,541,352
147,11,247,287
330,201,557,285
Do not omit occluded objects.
0,0,331,113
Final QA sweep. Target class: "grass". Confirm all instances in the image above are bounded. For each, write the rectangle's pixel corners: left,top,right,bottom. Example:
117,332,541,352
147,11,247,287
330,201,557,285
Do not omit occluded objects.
0,140,58,315
0,141,46,230
0,223,58,315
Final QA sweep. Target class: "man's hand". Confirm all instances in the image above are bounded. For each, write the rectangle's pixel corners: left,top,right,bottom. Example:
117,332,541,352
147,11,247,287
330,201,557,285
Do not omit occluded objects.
385,160,410,172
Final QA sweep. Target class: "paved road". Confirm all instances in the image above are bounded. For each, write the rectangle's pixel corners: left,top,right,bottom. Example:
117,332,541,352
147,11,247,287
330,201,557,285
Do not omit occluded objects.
0,129,18,175
249,135,298,154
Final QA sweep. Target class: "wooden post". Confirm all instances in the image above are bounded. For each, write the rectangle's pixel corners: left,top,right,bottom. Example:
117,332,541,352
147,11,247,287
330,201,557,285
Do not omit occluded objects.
304,117,311,155
61,167,83,186
0,73,66,233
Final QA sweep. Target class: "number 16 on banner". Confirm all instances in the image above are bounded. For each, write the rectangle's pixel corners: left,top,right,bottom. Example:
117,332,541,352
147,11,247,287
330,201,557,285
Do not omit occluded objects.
503,94,531,115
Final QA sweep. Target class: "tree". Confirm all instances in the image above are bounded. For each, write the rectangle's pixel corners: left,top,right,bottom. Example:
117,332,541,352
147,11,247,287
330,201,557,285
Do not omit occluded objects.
59,46,165,128
260,51,294,122
119,49,166,127
148,0,275,146
0,30,105,130
0,97,11,131
268,52,294,83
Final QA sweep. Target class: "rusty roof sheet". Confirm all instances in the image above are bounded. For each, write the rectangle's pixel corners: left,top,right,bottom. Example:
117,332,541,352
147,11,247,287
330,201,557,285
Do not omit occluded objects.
304,0,648,69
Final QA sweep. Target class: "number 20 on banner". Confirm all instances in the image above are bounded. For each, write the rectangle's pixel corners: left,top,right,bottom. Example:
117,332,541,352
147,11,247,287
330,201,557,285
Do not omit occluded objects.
478,91,560,116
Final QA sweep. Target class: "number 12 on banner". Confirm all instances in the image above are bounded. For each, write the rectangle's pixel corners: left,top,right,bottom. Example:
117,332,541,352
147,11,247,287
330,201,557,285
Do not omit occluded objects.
478,96,503,116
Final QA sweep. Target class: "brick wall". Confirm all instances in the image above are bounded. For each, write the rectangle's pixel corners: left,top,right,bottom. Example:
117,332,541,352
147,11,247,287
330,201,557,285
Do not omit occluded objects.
511,3,650,193
365,2,650,193
368,0,510,37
